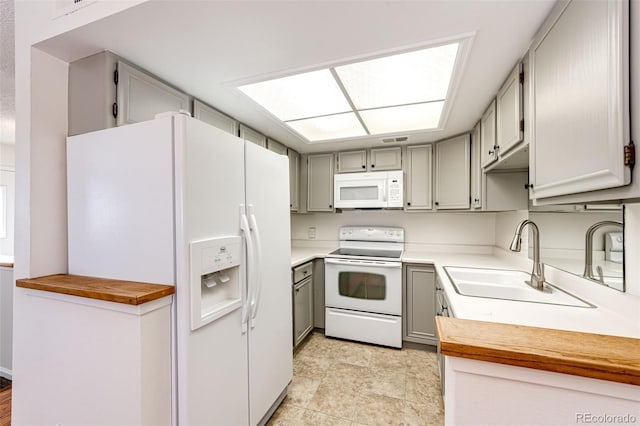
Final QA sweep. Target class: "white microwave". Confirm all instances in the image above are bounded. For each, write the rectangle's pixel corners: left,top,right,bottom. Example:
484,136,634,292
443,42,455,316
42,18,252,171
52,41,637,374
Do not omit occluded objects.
334,171,403,209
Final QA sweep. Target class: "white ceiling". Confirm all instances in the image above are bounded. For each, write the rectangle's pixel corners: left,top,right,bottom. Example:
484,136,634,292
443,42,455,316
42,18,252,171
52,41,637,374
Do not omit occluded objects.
36,0,556,154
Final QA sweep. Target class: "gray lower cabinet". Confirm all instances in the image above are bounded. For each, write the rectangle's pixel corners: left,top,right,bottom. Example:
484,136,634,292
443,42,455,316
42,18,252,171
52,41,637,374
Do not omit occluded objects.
293,261,314,348
313,259,325,328
293,276,313,347
403,264,437,345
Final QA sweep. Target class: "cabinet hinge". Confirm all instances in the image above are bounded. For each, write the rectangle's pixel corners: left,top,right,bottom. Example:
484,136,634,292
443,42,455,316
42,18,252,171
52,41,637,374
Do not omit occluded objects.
519,119,525,132
112,102,118,118
519,71,524,85
624,141,636,168
113,69,119,85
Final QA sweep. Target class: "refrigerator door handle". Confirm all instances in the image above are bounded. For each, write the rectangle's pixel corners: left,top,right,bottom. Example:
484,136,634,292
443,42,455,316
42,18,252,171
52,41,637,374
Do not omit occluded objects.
239,207,254,333
248,205,263,328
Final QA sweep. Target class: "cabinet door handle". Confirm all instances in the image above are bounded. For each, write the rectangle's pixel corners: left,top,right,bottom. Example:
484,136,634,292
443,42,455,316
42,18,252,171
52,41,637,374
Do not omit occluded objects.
474,198,479,202
329,204,332,208
407,202,411,206
362,165,366,169
488,150,494,155
524,183,533,189
435,202,439,206
371,164,375,168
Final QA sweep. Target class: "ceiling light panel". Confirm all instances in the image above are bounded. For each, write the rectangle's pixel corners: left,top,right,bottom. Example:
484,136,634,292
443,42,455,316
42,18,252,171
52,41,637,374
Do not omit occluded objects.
334,43,459,110
360,102,444,134
285,112,366,142
238,69,351,121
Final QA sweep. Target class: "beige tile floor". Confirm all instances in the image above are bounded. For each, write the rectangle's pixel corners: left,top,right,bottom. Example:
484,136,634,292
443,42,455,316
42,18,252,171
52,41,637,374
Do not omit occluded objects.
268,332,444,426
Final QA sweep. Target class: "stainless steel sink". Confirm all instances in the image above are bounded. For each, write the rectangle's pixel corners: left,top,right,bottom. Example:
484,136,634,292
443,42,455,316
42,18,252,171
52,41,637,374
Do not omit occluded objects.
443,266,594,308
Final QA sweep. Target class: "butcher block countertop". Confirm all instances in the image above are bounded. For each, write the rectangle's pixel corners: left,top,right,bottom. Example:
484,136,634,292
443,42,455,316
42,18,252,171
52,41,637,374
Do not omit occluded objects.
436,316,640,386
16,274,175,305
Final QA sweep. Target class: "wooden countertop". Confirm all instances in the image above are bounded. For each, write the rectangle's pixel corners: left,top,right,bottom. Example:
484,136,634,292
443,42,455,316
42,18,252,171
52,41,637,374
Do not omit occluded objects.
16,274,175,305
436,316,640,386
0,263,13,268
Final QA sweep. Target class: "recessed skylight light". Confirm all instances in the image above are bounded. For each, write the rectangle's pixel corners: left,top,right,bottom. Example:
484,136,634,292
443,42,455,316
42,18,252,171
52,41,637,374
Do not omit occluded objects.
238,69,351,121
238,38,469,142
334,43,458,110
285,113,366,142
360,102,444,134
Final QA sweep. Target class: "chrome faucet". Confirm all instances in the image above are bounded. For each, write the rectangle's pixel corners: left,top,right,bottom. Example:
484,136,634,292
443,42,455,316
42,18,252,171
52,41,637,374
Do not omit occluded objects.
583,221,623,283
509,220,545,290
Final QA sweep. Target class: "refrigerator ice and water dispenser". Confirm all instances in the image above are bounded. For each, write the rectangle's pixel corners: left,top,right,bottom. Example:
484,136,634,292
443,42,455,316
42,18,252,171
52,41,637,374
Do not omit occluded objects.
190,236,243,330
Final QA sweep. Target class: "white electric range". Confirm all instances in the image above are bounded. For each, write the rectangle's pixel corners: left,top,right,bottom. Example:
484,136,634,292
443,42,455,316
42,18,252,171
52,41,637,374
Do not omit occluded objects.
324,226,404,348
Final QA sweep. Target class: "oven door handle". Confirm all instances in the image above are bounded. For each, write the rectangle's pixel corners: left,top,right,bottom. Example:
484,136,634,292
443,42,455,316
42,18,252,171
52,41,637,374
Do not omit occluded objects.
324,258,402,268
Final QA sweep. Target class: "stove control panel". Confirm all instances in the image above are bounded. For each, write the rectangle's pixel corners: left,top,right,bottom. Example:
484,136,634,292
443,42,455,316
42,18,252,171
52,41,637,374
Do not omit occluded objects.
339,226,404,243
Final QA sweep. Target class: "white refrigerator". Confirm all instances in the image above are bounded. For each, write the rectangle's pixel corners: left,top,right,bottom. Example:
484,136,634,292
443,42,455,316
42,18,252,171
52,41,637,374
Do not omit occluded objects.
67,114,293,425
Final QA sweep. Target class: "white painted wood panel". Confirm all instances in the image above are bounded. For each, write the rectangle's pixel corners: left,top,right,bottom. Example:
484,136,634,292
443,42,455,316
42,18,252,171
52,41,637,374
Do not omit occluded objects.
530,0,630,199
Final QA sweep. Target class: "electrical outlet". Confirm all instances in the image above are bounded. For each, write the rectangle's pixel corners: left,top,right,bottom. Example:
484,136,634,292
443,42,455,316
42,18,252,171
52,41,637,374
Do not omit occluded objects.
308,227,316,239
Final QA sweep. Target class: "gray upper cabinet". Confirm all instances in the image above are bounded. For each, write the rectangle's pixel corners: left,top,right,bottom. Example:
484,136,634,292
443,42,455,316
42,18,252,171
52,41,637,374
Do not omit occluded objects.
484,171,529,211
404,264,437,345
405,145,433,210
193,99,238,136
470,122,483,209
288,149,300,212
336,147,402,173
68,51,118,136
480,100,497,168
370,147,402,171
496,63,524,159
336,150,367,173
116,61,191,126
69,52,192,135
434,134,471,210
307,153,335,212
239,124,267,148
267,139,288,156
530,0,631,200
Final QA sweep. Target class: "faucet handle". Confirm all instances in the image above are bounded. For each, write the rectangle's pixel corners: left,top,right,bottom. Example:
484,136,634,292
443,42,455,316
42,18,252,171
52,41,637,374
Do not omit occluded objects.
595,266,604,283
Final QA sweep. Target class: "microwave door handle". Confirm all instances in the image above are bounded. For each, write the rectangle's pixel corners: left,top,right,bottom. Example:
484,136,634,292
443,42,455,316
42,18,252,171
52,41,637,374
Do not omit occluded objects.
382,181,387,202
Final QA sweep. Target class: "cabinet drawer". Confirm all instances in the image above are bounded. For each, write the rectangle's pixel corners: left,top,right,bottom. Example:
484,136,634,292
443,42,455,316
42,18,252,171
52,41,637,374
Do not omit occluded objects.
293,262,313,283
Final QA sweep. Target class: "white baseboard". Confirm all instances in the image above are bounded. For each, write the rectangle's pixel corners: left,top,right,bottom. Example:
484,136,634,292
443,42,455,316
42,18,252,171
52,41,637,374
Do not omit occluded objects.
0,366,12,380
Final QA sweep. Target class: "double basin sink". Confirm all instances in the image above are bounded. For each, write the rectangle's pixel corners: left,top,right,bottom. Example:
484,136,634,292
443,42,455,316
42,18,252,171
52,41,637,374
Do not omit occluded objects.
443,267,594,308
